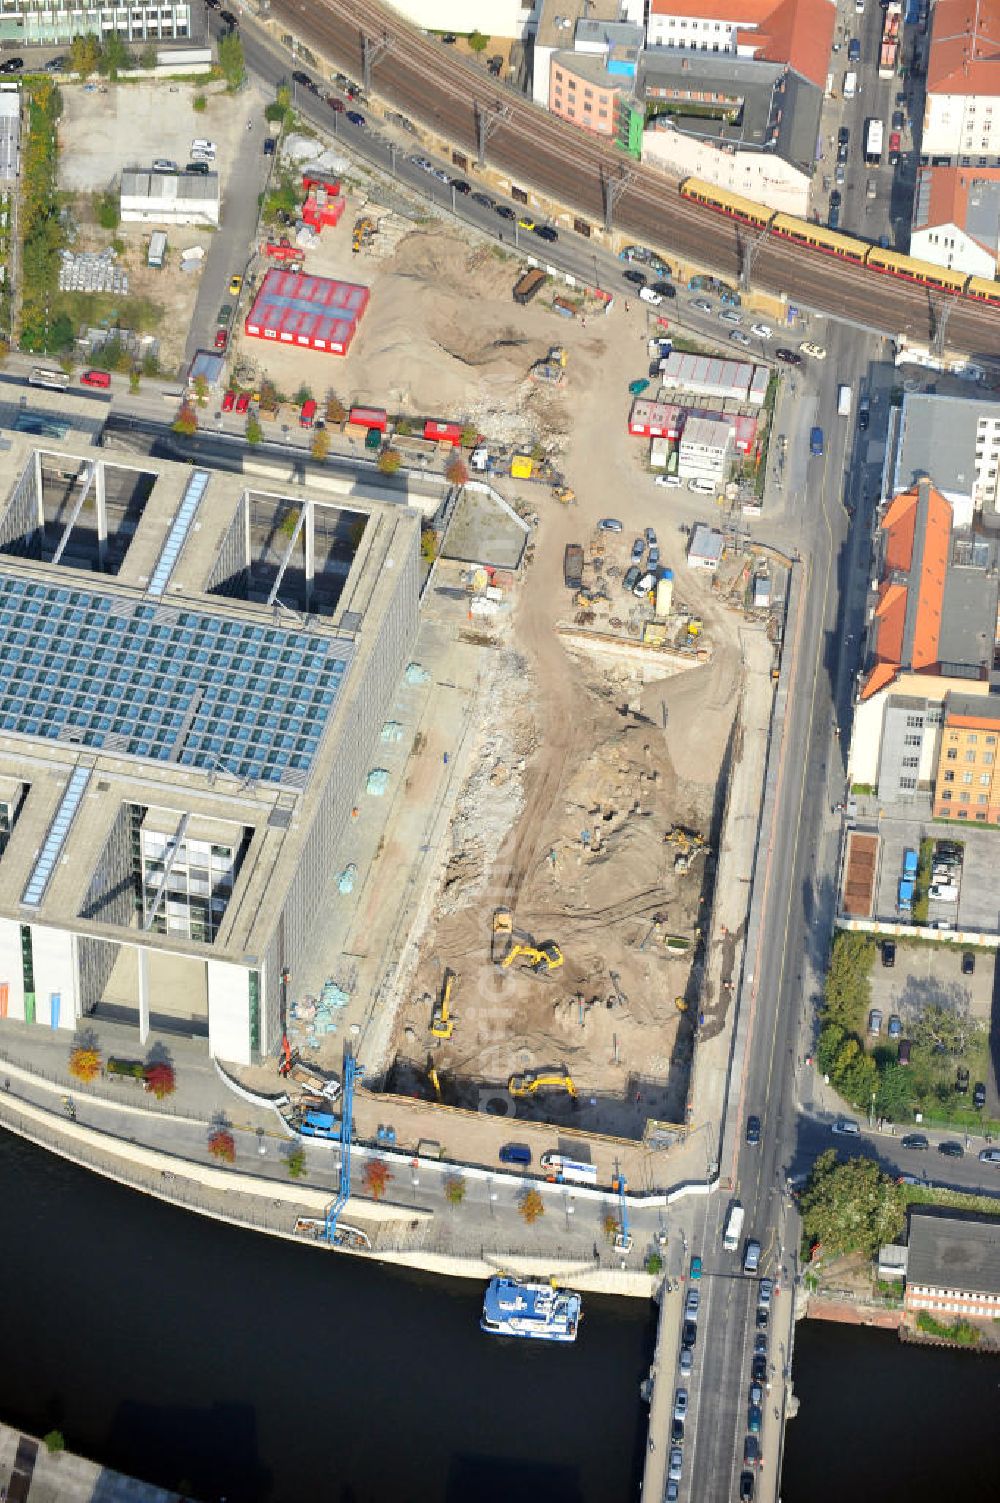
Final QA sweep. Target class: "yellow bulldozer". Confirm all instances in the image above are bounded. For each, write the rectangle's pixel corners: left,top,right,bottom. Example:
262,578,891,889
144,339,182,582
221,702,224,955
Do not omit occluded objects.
430,969,455,1040
492,907,563,974
508,1070,577,1099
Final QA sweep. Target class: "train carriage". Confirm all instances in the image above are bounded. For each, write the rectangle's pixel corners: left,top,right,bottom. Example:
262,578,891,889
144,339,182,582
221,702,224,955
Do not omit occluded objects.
769,215,867,264
964,275,1000,308
864,246,968,294
678,178,773,231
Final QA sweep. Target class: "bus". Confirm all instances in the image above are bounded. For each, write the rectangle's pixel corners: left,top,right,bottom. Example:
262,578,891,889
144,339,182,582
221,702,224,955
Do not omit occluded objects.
28,367,70,391
540,1153,598,1187
723,1200,745,1251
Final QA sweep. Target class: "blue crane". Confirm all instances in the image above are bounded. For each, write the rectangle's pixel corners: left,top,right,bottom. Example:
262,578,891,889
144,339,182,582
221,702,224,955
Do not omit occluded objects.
325,1048,362,1245
613,1169,633,1255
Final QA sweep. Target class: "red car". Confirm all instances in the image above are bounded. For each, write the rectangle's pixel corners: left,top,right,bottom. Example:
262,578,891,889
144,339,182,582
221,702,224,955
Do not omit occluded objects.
80,368,111,388
235,392,251,414
214,328,228,350
326,95,344,112
221,389,235,412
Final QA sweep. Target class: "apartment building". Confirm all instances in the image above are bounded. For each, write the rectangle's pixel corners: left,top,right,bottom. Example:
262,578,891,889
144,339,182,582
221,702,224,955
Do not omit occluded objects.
645,0,835,92
910,166,1000,278
921,0,1000,161
931,691,1000,822
848,478,1000,801
888,390,1000,524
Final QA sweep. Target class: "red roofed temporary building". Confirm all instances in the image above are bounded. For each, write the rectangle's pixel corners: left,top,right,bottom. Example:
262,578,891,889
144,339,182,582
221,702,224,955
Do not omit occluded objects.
423,419,462,445
244,269,369,355
302,172,341,196
302,187,345,232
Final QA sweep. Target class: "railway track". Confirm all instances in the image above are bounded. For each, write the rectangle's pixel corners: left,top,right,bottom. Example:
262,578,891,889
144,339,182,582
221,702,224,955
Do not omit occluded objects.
272,0,1000,354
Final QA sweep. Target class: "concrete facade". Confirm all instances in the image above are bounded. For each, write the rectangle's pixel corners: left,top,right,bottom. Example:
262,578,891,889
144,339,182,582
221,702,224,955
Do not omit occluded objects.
0,436,421,1065
0,1,190,42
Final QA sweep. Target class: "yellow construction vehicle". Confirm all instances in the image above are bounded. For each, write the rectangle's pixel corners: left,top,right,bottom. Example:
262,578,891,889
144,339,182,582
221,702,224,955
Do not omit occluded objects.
430,969,455,1040
665,825,707,855
552,485,576,505
427,1060,442,1099
508,1070,577,1099
492,907,514,963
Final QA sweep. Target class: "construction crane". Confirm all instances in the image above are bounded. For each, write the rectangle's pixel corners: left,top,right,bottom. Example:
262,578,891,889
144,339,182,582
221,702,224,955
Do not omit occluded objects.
324,1048,361,1247
430,969,455,1040
492,906,563,973
612,1170,633,1254
508,1069,577,1099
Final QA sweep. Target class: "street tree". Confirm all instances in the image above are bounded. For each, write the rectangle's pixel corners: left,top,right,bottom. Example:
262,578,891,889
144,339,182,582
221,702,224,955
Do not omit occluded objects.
468,31,490,53
245,414,263,446
799,1150,904,1260
519,1188,544,1224
830,1036,878,1110
68,1046,101,1083
363,1158,392,1199
310,427,331,462
70,35,101,79
218,32,247,90
874,1061,915,1121
172,402,197,436
98,34,133,81
823,930,874,1031
816,1022,846,1078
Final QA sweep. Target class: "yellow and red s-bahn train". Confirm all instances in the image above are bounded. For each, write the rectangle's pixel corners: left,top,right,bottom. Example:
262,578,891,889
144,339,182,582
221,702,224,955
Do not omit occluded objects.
678,177,1000,310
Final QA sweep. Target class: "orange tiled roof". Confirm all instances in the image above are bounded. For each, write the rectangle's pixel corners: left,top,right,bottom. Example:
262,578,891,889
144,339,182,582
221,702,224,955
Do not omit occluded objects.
648,0,835,90
927,0,1000,95
917,165,1000,253
859,481,953,699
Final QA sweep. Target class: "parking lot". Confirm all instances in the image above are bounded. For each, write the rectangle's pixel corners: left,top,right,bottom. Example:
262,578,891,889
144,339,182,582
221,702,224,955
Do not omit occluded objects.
870,941,996,1028
873,815,1000,933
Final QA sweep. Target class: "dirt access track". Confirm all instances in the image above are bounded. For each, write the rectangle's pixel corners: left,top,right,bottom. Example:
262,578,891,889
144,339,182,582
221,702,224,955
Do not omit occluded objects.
382,271,750,1141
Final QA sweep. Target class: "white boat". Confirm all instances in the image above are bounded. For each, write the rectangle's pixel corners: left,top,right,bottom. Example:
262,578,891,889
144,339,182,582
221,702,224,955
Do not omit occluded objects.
480,1274,582,1343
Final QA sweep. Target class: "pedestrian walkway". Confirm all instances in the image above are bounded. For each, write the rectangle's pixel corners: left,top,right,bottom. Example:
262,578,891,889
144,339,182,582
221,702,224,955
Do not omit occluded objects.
0,1421,182,1503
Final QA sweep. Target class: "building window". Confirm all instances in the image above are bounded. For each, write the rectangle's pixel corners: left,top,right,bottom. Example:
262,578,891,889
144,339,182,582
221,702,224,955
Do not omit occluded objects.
984,752,994,764
946,748,957,759
906,715,924,728
944,771,955,782
960,792,970,802
963,772,974,784
941,790,952,801
965,751,977,763
981,773,991,785
978,794,989,804
902,757,919,769
904,734,922,746
899,776,917,789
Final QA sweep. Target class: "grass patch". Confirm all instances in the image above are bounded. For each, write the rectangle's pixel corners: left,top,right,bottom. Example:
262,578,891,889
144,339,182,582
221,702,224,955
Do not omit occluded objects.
915,1311,981,1345
901,1183,1000,1217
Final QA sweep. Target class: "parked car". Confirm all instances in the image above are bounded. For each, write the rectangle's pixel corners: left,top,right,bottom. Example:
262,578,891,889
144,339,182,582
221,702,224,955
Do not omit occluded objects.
534,224,558,242
962,951,975,974
682,1320,698,1347
495,204,515,221
187,160,210,175
719,309,743,325
668,1449,683,1483
755,1306,769,1331
235,392,251,414
152,158,178,173
221,390,236,412
450,178,471,194
346,110,366,126
979,1148,1000,1163
743,1239,761,1274
471,191,495,208
623,565,642,593
957,1067,970,1093
228,274,243,296
623,268,647,286
80,369,111,389
648,545,660,568
938,1140,965,1157
689,1255,703,1280
679,1346,694,1375
730,330,752,347
262,138,276,156
888,1014,902,1038
775,348,802,365
868,1009,883,1035
753,1333,768,1356
744,1435,760,1466
750,323,773,339
0,57,23,73
739,1470,755,1501
881,940,896,967
599,517,624,531
644,527,657,547
973,1082,987,1109
655,474,683,488
901,1133,928,1150
671,1417,685,1447
213,328,228,350
748,1403,762,1435
688,477,716,494
751,1354,767,1383
758,1278,773,1306
674,1389,688,1421
684,1288,700,1319
800,342,827,360
832,1117,860,1136
746,1114,761,1146
692,297,713,312
651,281,676,299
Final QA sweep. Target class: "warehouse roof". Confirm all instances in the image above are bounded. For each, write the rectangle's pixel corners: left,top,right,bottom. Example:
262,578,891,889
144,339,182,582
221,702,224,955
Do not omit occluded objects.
121,169,220,202
908,1211,1000,1295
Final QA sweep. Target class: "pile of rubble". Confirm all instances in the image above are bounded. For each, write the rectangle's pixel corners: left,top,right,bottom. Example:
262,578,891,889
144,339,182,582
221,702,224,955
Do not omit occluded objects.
59,248,128,295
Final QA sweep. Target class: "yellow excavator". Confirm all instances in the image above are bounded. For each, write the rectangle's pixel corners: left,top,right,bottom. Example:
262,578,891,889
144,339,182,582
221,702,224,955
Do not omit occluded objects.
430,969,455,1040
508,1070,577,1099
492,907,564,974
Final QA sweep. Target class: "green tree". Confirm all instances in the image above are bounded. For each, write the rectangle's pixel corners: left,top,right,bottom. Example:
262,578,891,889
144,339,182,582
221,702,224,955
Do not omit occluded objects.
468,30,490,53
831,1036,878,1110
98,33,133,81
129,369,140,393
310,426,330,462
264,100,287,124
799,1150,904,1260
245,414,262,446
286,1145,307,1179
140,42,158,70
192,93,207,113
69,34,101,79
823,931,874,1031
875,1061,914,1121
192,373,209,407
911,1003,978,1056
43,1430,65,1454
444,1175,466,1205
420,528,439,562
218,32,246,91
377,447,402,474
816,1022,846,1078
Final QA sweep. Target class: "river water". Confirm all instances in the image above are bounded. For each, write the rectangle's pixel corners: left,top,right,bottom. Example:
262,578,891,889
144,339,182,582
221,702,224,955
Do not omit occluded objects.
783,1319,999,1501
0,1132,654,1503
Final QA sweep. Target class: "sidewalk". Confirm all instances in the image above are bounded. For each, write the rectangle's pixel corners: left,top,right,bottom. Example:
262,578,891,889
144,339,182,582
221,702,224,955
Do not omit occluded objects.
0,1422,182,1503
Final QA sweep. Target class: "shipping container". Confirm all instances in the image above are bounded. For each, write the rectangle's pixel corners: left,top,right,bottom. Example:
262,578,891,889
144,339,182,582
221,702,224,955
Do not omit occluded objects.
512,267,547,304
349,405,387,431
510,454,534,479
147,230,167,268
423,419,462,445
563,543,584,589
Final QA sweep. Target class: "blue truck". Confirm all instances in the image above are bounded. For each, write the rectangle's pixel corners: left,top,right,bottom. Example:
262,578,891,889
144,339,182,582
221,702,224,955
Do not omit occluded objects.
810,426,825,456
898,878,914,915
903,848,918,880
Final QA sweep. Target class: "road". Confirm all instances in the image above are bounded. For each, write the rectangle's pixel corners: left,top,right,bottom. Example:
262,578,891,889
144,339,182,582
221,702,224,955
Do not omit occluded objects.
261,0,1000,356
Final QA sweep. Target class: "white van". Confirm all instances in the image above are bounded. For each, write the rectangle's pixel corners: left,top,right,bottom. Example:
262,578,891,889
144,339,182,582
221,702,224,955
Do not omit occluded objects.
639,285,663,306
190,138,217,156
723,1200,745,1252
844,71,858,99
837,383,853,417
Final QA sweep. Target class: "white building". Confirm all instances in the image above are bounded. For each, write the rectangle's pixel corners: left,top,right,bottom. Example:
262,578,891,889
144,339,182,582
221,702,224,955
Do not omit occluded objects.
388,0,543,40
921,0,1000,159
910,166,1000,277
120,169,220,228
0,1,190,43
687,523,724,569
645,0,835,91
677,412,733,480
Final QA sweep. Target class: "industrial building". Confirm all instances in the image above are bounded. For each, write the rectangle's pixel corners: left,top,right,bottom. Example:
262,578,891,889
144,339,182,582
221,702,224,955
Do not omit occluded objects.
904,1211,1000,1320
657,352,768,406
120,168,220,229
244,270,370,356
0,435,420,1065
885,389,1000,523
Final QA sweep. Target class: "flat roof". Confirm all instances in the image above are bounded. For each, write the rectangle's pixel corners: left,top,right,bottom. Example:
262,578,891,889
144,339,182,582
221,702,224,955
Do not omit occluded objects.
245,268,369,351
893,391,1000,500
121,169,220,202
689,524,724,561
908,1211,1000,1295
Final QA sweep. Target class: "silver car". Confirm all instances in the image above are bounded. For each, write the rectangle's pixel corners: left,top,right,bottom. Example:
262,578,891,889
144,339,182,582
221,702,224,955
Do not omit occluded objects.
674,1388,688,1420
668,1448,683,1482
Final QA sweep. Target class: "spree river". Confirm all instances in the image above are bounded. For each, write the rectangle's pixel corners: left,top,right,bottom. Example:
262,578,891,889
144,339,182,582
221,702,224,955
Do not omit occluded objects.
0,1132,654,1503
